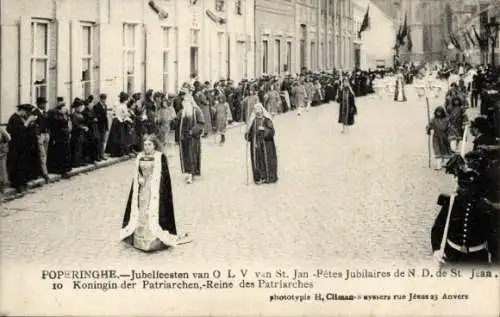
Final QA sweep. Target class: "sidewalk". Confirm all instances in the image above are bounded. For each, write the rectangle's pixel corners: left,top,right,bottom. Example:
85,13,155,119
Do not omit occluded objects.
0,121,246,203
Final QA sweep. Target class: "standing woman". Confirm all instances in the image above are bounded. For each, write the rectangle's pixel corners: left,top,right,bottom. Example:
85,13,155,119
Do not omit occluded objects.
106,92,131,157
178,84,205,184
46,98,72,175
120,134,191,252
337,77,358,133
393,67,407,102
155,93,170,152
245,103,278,185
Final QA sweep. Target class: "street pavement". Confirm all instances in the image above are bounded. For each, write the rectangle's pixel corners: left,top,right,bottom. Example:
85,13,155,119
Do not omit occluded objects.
0,86,466,269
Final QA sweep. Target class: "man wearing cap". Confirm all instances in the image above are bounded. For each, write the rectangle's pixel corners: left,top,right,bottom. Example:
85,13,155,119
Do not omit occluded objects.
33,97,50,182
431,169,496,264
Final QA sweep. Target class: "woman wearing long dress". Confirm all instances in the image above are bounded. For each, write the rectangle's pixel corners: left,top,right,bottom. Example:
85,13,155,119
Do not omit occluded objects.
106,92,132,157
245,103,278,185
393,68,407,102
178,84,205,184
46,100,72,175
120,135,191,252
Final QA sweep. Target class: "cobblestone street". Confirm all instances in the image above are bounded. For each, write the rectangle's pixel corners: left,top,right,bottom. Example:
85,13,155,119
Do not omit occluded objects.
1,88,459,269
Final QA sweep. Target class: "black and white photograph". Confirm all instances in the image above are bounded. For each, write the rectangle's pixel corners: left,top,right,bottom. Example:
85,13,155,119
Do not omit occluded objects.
0,0,499,316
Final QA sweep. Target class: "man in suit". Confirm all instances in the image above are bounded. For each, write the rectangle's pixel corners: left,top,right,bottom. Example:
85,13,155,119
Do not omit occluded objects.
33,97,50,182
94,94,109,160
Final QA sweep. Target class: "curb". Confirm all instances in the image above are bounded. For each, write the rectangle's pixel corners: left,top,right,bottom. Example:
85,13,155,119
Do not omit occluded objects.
0,121,247,203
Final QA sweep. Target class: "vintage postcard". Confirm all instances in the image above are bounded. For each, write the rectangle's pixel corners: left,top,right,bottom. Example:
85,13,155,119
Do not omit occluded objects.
0,0,499,316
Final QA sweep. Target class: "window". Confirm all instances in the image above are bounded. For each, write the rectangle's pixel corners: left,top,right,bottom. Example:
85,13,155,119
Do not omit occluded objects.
31,21,49,103
162,27,170,93
81,24,93,99
321,42,325,69
262,40,268,74
190,29,200,78
329,41,333,67
215,0,225,12
274,39,281,74
123,24,136,95
235,0,243,15
286,41,292,72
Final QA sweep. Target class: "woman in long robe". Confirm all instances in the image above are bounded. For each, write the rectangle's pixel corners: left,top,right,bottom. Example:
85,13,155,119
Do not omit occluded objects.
393,69,407,102
178,87,205,184
106,92,131,157
120,135,190,252
47,102,72,175
6,104,41,192
245,103,278,185
337,78,358,132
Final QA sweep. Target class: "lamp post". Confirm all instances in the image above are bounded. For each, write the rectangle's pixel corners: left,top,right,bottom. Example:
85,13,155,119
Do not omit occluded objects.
486,17,499,66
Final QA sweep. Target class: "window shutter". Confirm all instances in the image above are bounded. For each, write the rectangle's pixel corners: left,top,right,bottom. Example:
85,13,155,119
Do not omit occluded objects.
18,15,31,104
49,20,58,106
70,20,81,101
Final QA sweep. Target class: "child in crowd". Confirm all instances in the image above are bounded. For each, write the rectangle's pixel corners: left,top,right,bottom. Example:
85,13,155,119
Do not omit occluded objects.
214,94,232,145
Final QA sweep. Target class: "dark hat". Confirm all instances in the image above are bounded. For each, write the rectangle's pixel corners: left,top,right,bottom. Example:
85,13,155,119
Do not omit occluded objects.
145,89,154,97
471,117,490,130
71,98,84,108
17,104,34,112
99,93,107,99
119,92,129,100
57,96,64,102
36,97,47,105
153,91,163,99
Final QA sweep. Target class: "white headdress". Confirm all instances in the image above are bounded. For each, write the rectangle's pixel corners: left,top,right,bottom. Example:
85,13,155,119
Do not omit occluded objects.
246,102,272,133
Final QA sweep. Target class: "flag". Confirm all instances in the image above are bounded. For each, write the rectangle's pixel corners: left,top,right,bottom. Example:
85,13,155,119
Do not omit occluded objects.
467,29,476,47
400,13,408,39
358,6,370,38
463,33,471,49
473,27,487,48
407,26,413,51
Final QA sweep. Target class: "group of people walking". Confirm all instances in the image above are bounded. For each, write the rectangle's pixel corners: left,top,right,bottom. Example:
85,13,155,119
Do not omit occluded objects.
429,63,500,265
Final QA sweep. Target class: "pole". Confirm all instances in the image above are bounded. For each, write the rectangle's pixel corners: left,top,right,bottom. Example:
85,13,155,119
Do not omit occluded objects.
425,81,432,168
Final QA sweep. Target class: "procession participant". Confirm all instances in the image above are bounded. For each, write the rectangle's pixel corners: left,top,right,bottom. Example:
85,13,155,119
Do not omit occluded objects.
46,97,72,175
193,81,211,138
178,83,204,184
470,71,481,108
172,90,185,144
32,97,50,182
294,79,308,116
337,77,357,133
244,103,278,185
106,92,132,157
6,104,40,193
94,94,109,161
70,99,89,167
214,94,232,145
120,134,191,252
431,169,495,265
393,67,407,102
447,97,469,153
263,83,281,117
155,93,171,153
304,77,315,111
426,106,453,170
312,79,323,106
241,86,260,123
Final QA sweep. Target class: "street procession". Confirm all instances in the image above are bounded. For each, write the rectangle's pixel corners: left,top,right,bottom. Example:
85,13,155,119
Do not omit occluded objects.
1,0,500,279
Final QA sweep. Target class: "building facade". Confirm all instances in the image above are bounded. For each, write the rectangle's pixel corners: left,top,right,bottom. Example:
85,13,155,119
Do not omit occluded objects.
254,0,355,77
446,0,500,66
0,0,255,123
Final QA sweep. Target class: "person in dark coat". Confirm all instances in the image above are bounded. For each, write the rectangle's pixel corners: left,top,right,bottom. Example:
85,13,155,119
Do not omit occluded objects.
46,97,72,175
431,169,496,265
471,117,496,151
94,94,109,160
120,134,191,252
337,77,357,133
178,84,204,184
244,103,278,185
82,95,100,163
70,99,88,167
6,104,41,192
